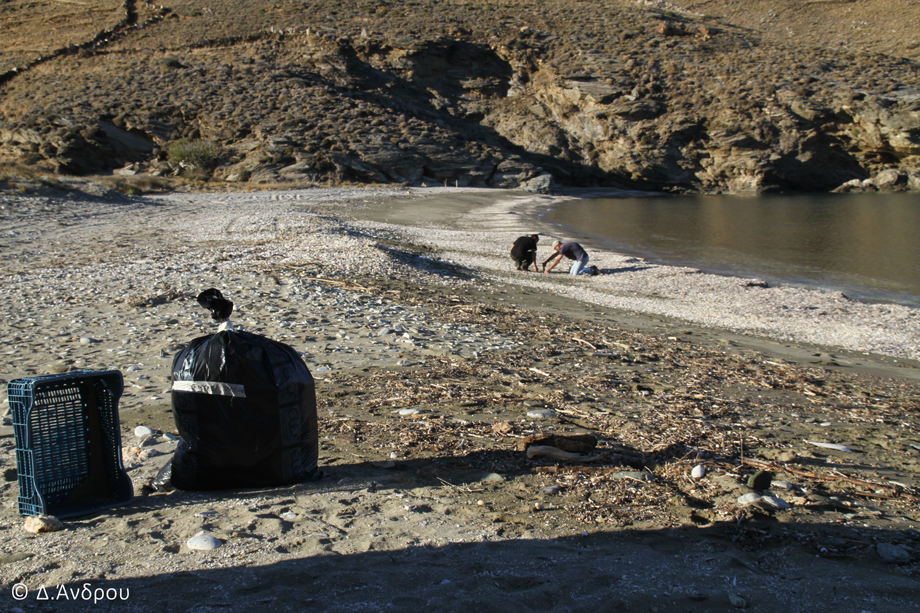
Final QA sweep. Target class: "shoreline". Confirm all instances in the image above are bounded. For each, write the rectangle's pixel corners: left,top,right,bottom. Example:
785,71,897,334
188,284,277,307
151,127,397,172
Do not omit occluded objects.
347,187,920,370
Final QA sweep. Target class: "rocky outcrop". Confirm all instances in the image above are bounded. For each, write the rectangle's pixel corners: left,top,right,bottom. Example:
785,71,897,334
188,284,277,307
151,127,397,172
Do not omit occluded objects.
1,4,919,194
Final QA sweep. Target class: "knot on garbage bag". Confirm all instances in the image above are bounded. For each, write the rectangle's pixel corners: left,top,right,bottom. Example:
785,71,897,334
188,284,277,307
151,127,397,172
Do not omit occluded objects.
197,288,234,321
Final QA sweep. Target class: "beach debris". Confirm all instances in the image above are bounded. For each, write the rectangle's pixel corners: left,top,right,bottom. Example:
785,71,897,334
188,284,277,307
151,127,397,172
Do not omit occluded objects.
144,459,174,493
691,464,706,479
876,543,912,564
609,471,648,480
743,458,919,501
542,485,563,494
572,336,597,350
492,421,514,435
480,472,505,483
134,425,155,438
123,446,159,463
526,445,607,462
23,515,64,534
805,440,852,452
770,480,797,490
518,433,597,454
526,409,556,419
747,470,773,490
398,408,423,416
187,532,222,551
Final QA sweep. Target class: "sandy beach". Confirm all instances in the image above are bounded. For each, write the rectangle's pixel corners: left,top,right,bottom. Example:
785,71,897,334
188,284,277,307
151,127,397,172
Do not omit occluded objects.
1,184,919,612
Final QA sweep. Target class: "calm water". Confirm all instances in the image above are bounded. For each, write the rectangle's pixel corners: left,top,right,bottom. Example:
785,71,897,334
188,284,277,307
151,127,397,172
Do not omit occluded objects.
543,192,920,308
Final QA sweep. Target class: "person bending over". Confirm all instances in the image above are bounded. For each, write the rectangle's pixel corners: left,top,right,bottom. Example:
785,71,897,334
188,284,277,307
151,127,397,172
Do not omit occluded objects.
543,240,591,275
510,234,540,272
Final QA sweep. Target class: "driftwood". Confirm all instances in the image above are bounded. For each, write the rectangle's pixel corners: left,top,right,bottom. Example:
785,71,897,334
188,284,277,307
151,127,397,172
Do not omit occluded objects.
518,433,597,453
526,445,608,462
572,336,598,350
742,458,920,502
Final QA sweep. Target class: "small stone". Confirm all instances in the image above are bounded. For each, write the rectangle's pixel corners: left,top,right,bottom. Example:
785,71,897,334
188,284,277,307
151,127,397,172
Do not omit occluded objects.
398,408,422,416
761,495,791,510
737,493,762,506
876,542,912,563
691,464,706,479
770,480,796,490
134,425,155,438
480,472,504,483
0,552,32,565
23,515,64,534
187,531,222,551
542,485,562,494
727,593,747,608
79,337,97,345
747,470,773,490
610,471,648,480
526,409,555,419
47,361,70,374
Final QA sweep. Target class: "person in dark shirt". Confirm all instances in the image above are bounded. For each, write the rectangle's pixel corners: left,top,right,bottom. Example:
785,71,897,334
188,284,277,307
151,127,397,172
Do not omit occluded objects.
543,240,596,276
510,234,540,271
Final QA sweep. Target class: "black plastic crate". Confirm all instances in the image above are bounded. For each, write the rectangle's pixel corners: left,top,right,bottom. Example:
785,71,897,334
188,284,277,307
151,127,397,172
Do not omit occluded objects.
10,370,133,518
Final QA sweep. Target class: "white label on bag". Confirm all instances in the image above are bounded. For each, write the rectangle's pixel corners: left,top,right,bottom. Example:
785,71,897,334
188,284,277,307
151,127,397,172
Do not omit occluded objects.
171,381,247,397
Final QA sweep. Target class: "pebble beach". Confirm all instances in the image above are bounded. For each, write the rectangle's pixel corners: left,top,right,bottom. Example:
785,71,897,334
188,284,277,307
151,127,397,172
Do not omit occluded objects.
1,184,919,612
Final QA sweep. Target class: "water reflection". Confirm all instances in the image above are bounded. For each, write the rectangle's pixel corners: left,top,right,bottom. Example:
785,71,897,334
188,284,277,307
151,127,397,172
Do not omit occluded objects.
544,192,920,307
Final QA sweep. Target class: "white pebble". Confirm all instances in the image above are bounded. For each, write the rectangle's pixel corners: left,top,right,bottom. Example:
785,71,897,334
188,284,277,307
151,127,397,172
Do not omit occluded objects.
691,464,706,479
761,495,792,510
737,493,762,506
134,425,155,438
187,531,222,551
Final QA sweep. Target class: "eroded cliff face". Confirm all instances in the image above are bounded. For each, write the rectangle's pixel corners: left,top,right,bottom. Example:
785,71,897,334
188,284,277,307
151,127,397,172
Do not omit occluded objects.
1,1,918,194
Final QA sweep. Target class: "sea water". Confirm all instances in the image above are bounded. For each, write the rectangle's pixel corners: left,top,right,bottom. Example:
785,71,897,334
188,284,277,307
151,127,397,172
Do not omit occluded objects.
543,191,920,308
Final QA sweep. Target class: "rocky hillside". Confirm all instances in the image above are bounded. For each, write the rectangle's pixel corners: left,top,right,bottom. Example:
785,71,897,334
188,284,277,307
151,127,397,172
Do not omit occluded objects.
1,0,919,194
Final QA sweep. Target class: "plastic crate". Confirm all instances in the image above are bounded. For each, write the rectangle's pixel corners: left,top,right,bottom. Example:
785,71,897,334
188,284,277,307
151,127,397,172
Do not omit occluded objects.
10,370,133,518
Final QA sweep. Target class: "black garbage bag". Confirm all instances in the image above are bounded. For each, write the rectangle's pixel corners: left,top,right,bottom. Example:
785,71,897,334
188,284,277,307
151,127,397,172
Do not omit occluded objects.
169,289,318,490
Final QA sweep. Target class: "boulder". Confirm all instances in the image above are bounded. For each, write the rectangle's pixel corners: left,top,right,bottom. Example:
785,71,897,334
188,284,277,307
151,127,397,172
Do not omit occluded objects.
873,168,907,190
519,173,554,193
